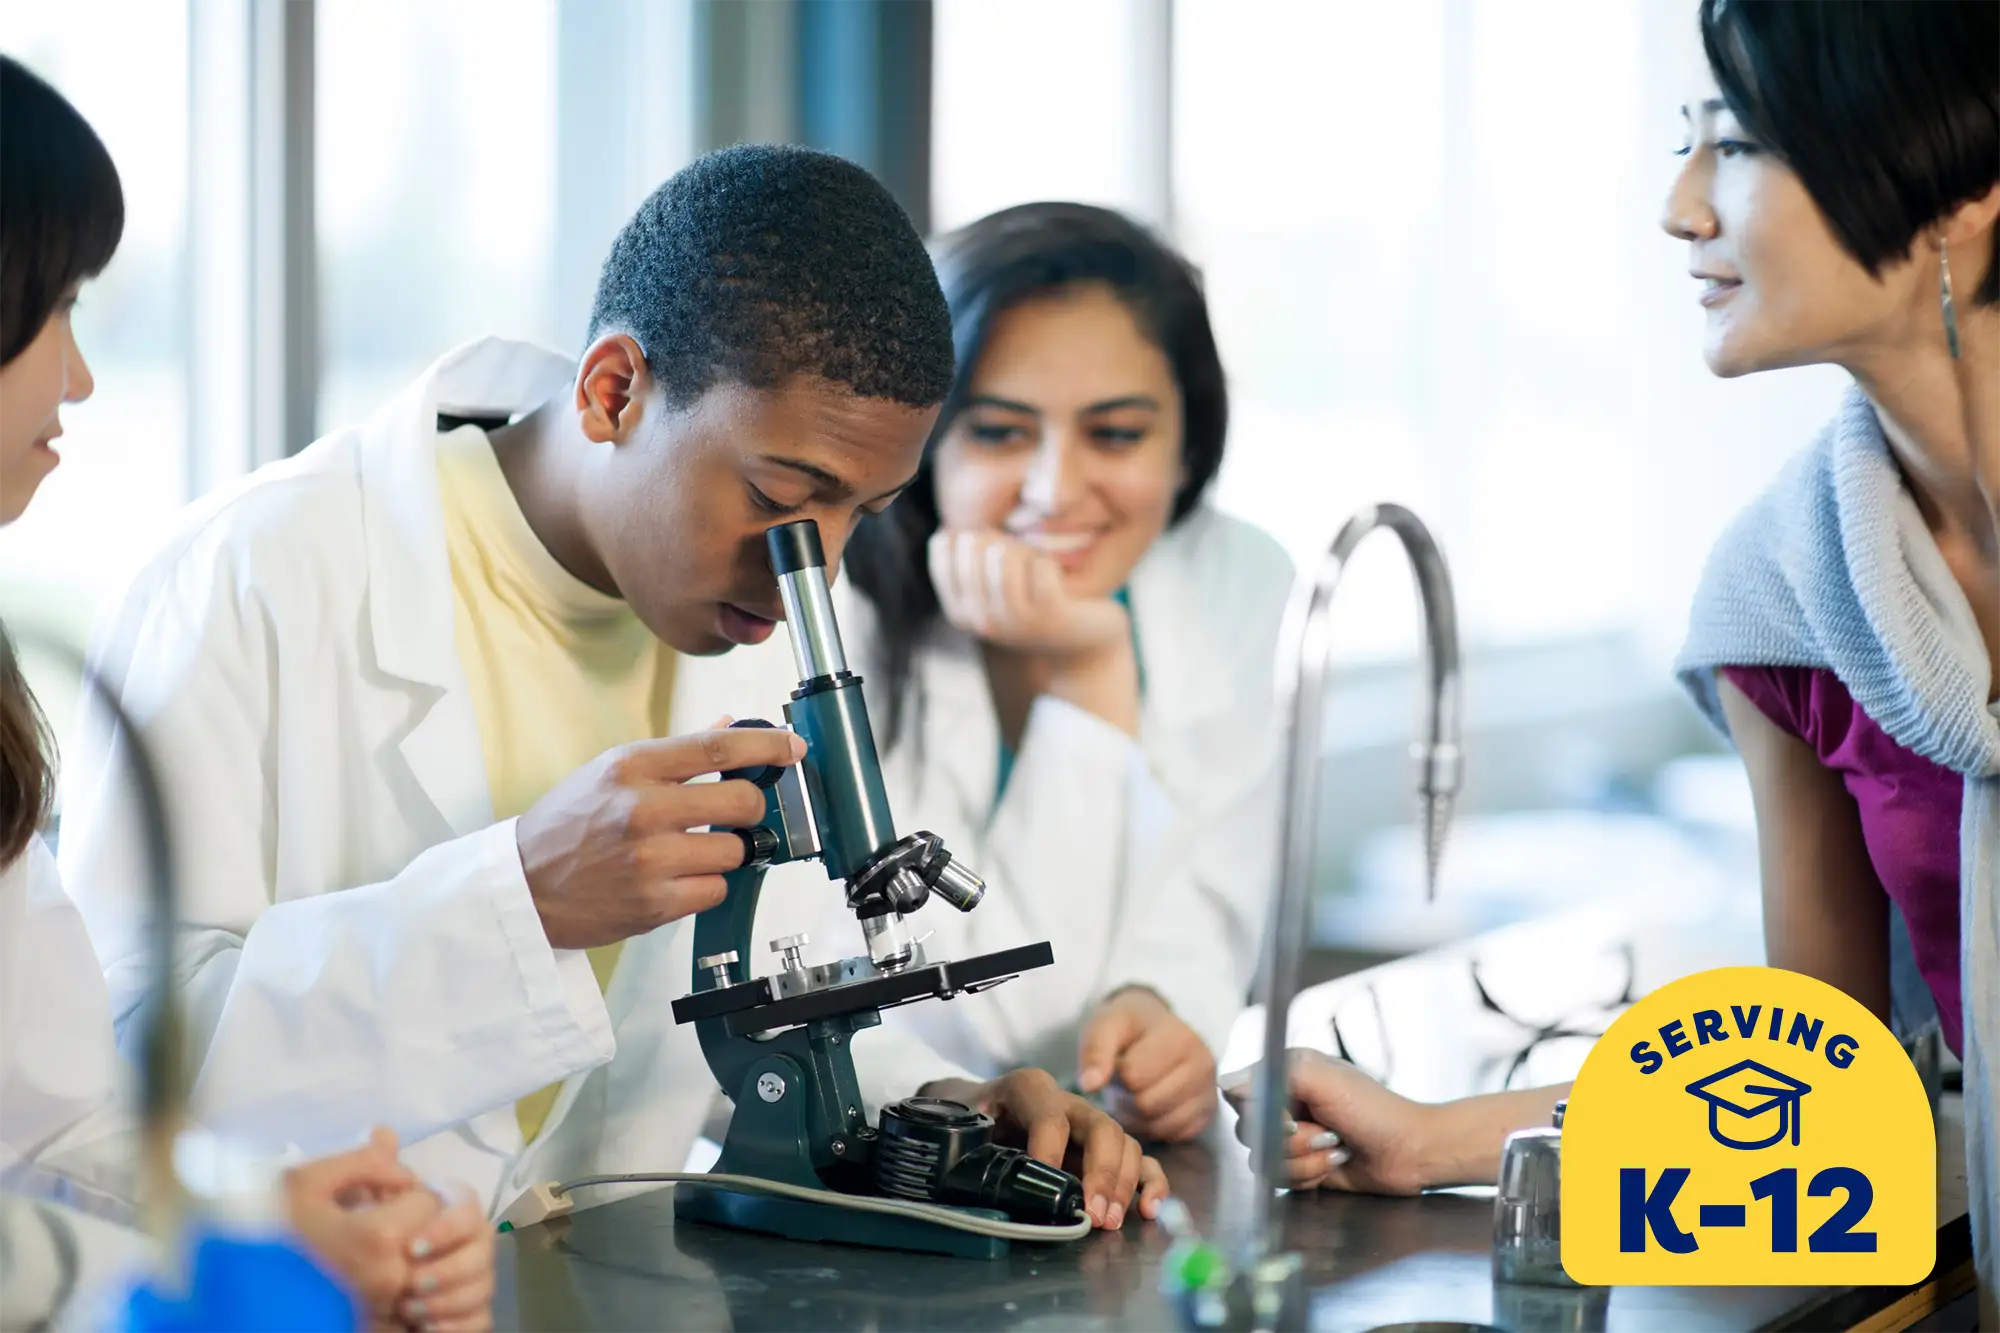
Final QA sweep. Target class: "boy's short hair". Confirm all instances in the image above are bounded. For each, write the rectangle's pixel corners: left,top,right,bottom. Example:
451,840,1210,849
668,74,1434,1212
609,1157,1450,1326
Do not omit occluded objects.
587,144,955,406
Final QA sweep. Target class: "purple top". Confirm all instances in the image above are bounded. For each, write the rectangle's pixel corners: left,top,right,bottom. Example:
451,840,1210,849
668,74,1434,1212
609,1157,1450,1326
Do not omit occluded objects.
1721,664,1964,1057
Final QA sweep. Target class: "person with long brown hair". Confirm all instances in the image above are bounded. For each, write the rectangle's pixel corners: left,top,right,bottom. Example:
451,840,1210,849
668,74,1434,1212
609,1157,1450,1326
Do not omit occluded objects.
0,54,496,1330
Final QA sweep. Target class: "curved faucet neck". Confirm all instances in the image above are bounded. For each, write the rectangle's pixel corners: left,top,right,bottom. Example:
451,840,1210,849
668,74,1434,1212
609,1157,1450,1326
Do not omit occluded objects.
1240,503,1464,1272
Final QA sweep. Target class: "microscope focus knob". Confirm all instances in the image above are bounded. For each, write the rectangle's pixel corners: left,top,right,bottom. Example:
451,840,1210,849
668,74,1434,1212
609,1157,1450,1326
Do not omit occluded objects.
719,718,786,788
733,824,781,867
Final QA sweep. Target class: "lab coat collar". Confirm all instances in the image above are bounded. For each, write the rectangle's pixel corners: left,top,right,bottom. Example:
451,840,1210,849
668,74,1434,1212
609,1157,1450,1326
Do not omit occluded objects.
356,338,578,689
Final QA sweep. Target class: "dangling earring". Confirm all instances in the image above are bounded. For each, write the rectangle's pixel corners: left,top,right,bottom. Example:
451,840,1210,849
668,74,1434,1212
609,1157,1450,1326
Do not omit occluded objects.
1940,236,1962,361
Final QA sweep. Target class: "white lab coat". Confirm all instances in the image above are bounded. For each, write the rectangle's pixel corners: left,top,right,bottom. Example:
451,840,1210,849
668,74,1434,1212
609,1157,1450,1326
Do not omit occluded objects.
1,839,150,1331
55,338,968,1220
0,839,119,1185
0,1191,153,1332
690,505,1293,1083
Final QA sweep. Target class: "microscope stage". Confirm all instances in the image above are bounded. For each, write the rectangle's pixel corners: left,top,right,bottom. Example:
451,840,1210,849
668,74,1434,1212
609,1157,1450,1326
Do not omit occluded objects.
672,942,1054,1036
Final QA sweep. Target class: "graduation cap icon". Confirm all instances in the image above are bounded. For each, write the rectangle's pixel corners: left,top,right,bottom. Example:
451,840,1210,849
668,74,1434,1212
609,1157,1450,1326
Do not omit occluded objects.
1685,1059,1812,1150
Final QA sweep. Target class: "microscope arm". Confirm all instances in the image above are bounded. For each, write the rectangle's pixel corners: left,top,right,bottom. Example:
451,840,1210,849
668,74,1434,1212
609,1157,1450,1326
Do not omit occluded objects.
689,782,788,1001
686,775,854,1128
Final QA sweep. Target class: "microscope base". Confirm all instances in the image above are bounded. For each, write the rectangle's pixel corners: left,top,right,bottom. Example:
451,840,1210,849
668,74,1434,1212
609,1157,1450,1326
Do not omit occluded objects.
671,1047,1012,1259
672,1180,1008,1260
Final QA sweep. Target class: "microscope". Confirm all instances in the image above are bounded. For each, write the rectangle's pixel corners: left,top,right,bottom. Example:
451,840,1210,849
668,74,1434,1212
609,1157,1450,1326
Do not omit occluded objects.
668,520,1081,1258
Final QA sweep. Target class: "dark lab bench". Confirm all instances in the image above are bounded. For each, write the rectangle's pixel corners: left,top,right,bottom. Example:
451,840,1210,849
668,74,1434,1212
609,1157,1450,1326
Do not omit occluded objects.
494,1091,1971,1333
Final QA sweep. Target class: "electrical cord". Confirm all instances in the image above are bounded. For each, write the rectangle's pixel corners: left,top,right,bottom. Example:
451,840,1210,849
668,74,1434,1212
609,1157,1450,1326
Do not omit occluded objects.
549,1173,1093,1243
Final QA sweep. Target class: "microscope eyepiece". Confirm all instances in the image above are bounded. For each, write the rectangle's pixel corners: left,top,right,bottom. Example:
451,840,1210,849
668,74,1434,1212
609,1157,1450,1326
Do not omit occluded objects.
768,520,848,682
766,520,826,575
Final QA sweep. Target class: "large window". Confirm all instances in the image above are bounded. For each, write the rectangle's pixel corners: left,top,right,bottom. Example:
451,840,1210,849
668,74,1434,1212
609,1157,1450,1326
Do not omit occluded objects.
316,0,561,433
0,7,191,760
3,0,674,771
1172,0,1850,664
930,0,1169,232
0,5,190,635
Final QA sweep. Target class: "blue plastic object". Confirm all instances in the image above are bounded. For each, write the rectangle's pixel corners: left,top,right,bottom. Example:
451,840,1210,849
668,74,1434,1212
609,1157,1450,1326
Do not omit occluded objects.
118,1226,355,1333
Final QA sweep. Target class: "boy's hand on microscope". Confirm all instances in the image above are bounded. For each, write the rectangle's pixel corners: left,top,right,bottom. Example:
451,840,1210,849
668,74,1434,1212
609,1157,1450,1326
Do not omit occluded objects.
928,530,1131,660
920,1068,1171,1230
1077,987,1218,1143
516,727,807,950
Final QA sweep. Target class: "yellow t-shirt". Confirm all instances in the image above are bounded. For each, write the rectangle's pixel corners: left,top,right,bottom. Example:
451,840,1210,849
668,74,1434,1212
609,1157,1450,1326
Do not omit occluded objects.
435,426,676,1145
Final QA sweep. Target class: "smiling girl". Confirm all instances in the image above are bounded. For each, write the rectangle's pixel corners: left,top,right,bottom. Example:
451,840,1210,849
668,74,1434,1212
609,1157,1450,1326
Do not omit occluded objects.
838,204,1295,1143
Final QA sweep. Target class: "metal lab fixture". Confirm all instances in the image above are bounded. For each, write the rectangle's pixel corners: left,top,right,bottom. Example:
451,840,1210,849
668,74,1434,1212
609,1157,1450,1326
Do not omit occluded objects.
1493,1099,1576,1286
1238,504,1464,1327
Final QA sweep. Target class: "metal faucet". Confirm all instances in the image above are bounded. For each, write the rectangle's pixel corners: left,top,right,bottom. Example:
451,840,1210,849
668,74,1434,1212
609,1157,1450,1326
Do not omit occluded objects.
1238,503,1463,1321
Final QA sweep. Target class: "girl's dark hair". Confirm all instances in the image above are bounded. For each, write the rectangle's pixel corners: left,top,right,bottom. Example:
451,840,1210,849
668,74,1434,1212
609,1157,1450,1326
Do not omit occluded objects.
1,53,125,364
0,629,54,864
1,56,124,859
843,202,1229,748
1700,0,1999,304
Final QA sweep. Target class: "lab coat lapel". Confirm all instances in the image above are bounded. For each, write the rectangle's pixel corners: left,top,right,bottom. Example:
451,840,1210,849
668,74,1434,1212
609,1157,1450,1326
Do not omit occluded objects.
914,630,1082,957
354,338,578,839
350,339,592,1165
1126,527,1237,740
915,630,1002,835
837,581,999,832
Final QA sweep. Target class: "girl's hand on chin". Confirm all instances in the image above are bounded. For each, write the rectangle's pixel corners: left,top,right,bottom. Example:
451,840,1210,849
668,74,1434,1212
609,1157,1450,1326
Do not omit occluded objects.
927,529,1129,659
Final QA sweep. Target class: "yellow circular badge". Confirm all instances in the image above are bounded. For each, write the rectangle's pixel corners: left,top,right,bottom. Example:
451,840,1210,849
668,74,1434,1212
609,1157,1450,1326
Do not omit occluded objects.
1561,966,1934,1286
